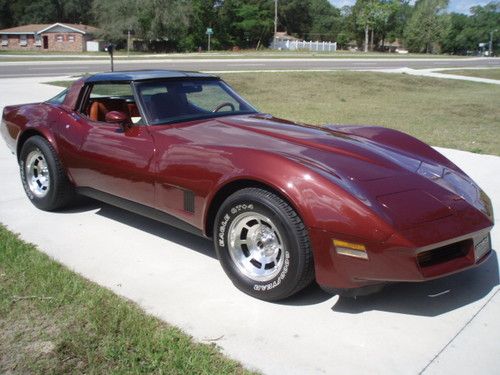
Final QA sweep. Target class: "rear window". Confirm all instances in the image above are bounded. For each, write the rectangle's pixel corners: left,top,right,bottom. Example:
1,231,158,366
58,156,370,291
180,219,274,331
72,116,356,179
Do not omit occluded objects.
46,89,68,105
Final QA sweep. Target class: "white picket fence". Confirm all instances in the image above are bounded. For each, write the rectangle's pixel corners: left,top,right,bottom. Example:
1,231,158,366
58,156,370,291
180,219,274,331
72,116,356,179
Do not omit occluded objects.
272,39,337,52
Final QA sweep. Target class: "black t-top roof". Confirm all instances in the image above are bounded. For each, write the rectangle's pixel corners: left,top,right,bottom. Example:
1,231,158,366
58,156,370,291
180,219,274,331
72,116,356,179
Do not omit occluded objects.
85,70,217,83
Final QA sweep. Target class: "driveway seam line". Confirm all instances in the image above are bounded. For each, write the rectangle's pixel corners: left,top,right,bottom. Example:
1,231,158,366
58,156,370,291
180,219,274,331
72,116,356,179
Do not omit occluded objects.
419,287,500,374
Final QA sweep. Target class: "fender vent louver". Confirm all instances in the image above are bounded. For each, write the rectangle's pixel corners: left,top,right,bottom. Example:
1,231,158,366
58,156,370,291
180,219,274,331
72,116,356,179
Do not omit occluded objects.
184,190,195,213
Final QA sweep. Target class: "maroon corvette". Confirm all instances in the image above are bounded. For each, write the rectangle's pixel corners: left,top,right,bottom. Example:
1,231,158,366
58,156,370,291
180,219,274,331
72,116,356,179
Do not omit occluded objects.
0,70,494,301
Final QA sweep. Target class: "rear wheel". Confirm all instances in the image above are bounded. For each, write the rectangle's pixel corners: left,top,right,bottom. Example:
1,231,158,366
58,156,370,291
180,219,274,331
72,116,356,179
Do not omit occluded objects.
214,188,315,301
19,136,74,211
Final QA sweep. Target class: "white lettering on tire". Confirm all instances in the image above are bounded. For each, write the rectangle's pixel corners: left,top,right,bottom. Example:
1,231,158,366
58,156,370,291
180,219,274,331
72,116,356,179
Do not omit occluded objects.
218,203,254,247
253,251,290,291
20,160,34,200
218,213,230,247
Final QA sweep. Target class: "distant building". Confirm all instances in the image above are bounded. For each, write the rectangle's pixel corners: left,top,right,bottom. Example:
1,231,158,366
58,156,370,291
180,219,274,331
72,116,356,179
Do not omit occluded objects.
274,32,301,43
0,23,100,52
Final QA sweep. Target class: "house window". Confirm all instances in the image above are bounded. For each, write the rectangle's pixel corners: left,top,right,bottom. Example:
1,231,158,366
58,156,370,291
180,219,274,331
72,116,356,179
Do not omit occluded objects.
68,35,75,43
35,34,41,47
56,34,63,42
20,34,27,46
1,35,7,46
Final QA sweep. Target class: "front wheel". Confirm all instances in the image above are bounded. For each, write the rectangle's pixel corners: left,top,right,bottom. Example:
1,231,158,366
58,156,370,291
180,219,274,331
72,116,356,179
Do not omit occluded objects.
214,188,315,301
19,136,74,211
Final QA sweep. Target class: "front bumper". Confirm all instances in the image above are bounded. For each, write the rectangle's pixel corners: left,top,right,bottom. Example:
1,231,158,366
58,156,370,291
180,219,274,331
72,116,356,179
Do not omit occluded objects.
310,225,493,291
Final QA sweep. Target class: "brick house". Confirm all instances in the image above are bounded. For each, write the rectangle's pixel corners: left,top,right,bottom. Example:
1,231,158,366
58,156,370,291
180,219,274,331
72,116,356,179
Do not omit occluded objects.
0,23,100,52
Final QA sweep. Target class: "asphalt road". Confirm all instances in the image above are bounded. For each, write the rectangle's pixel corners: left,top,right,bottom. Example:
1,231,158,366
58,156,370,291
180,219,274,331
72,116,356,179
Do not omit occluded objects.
1,57,499,78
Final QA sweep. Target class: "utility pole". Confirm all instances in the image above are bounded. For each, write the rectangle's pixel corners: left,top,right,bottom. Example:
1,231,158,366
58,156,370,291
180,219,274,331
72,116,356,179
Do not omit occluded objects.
490,29,498,57
127,29,131,57
274,0,278,49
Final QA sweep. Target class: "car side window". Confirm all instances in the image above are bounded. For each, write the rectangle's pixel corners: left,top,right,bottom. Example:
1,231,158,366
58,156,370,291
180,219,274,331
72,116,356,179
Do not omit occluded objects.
47,89,68,105
82,83,143,125
90,84,133,99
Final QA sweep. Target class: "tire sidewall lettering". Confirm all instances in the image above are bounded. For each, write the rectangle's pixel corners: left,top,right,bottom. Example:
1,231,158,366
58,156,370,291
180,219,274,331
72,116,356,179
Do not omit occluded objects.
253,250,290,291
217,201,292,292
217,203,254,247
19,159,35,200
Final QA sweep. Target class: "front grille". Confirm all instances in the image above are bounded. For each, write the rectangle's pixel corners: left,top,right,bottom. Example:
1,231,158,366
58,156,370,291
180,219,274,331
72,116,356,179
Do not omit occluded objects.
417,240,471,268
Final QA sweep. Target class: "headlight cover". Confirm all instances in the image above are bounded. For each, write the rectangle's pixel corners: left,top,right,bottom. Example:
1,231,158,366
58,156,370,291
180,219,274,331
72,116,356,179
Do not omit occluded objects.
417,162,493,220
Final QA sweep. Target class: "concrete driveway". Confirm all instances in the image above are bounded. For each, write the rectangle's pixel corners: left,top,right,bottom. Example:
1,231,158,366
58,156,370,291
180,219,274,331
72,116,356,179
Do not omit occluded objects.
0,77,499,374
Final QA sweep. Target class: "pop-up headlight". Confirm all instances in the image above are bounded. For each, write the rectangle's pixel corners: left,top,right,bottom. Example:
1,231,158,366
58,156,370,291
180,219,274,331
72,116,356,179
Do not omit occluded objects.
417,162,493,220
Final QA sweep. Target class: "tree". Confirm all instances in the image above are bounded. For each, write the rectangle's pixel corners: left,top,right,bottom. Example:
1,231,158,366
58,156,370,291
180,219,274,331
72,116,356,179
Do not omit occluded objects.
0,0,495,55
181,0,221,51
309,0,342,41
352,0,391,52
92,0,140,42
233,2,273,49
404,0,450,53
92,0,191,51
0,0,13,29
441,12,470,54
279,0,313,38
385,0,413,44
5,0,93,25
374,0,401,49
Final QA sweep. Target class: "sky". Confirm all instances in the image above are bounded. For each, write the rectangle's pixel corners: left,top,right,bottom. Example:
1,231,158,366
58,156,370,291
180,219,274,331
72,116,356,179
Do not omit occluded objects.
328,0,494,14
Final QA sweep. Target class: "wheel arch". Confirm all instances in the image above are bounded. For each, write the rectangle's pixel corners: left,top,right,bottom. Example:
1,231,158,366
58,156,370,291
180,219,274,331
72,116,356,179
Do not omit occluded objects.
204,178,305,238
16,128,58,162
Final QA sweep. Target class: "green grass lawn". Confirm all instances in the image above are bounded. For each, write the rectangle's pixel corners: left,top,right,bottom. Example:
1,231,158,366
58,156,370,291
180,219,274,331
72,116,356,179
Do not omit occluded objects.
441,68,500,81
49,71,500,155
0,225,253,374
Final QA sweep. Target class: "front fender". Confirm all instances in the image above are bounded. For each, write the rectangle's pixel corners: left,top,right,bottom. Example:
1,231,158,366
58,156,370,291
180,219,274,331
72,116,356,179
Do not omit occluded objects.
204,149,394,244
329,125,461,172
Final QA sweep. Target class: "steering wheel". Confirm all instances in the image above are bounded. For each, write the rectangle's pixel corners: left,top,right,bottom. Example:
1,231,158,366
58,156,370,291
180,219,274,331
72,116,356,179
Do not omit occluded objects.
213,102,235,112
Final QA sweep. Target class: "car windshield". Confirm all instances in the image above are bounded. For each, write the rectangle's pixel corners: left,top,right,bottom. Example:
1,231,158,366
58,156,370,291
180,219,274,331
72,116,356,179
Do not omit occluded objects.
135,79,258,125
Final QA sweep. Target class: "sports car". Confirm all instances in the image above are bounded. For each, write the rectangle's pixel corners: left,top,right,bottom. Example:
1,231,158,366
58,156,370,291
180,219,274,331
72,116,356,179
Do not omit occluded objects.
0,70,494,301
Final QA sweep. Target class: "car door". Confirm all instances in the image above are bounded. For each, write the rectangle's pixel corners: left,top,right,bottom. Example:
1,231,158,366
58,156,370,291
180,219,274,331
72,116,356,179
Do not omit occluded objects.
58,82,156,207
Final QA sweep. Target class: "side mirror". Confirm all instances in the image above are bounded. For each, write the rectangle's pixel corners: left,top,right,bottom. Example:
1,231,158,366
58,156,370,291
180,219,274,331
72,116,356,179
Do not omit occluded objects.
105,111,129,125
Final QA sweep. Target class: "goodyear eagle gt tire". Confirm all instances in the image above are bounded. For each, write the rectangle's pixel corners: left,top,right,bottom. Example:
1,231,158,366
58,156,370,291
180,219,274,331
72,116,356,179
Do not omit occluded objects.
19,136,74,211
214,188,315,301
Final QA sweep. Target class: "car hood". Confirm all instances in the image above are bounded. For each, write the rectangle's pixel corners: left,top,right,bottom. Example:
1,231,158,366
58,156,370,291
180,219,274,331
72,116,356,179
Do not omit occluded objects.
212,114,492,231
217,114,422,181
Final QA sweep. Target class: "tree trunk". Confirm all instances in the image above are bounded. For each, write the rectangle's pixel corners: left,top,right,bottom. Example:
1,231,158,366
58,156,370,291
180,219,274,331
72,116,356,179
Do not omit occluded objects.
370,28,374,51
364,25,369,53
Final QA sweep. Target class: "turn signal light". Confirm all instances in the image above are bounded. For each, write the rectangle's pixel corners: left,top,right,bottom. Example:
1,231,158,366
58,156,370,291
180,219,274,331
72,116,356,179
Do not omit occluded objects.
333,239,368,260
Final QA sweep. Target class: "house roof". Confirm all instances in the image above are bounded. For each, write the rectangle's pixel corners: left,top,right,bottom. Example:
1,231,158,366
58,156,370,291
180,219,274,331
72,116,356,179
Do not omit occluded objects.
0,23,99,35
275,32,300,41
85,70,218,83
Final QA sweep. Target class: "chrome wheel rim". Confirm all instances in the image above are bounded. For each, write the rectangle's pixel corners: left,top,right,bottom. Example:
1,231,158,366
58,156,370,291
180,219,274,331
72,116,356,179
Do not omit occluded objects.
25,149,50,198
228,212,285,282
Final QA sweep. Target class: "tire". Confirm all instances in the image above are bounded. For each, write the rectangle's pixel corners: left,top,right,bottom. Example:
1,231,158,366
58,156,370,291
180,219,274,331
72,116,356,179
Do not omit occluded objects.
214,188,315,301
19,136,74,211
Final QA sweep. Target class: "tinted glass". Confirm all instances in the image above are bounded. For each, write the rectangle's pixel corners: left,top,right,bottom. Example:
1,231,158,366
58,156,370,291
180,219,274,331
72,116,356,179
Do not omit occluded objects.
83,83,143,125
136,79,257,125
90,83,133,98
47,89,68,105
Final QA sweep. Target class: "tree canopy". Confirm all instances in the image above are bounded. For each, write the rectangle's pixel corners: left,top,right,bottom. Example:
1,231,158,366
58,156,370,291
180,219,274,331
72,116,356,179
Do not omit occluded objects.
0,0,498,54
